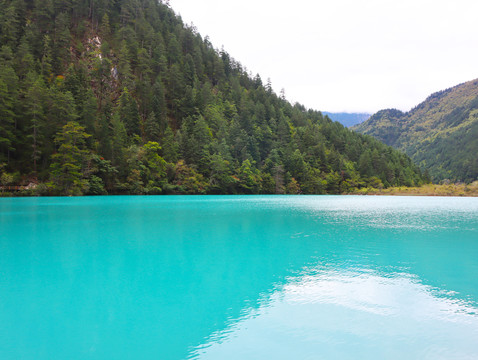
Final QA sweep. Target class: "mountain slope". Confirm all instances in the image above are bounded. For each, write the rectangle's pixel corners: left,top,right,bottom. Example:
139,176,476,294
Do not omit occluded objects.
323,112,370,127
354,79,478,182
0,0,425,195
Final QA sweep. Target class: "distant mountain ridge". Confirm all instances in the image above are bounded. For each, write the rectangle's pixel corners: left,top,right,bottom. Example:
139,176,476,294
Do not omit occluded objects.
354,79,478,182
323,112,371,127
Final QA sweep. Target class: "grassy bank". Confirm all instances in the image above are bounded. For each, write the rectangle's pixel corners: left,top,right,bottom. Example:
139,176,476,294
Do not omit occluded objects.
351,182,478,197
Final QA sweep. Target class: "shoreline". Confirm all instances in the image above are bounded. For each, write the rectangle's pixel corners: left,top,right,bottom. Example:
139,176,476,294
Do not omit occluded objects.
350,183,478,197
2,183,478,198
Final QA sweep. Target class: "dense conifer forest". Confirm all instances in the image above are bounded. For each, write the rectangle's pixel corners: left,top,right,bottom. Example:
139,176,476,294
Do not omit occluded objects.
0,0,426,195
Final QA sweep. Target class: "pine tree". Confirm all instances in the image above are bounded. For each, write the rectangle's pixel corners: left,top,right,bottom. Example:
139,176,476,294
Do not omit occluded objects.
118,87,140,136
0,79,16,163
24,74,46,174
161,125,178,163
49,121,91,195
41,35,53,81
0,63,19,164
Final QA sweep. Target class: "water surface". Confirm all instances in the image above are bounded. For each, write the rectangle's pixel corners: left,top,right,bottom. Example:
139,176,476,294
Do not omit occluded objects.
1,196,477,359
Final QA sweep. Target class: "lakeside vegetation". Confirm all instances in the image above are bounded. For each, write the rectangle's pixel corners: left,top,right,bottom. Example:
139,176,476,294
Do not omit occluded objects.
0,0,426,196
350,182,478,197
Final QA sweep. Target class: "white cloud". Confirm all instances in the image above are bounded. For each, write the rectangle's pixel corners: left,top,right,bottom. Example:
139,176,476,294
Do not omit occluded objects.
170,0,478,113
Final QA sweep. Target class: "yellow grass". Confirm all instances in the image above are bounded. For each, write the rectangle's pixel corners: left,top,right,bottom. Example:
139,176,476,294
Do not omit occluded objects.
350,182,478,197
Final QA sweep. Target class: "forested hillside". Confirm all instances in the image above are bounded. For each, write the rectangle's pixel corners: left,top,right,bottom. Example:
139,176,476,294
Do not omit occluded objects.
0,0,425,195
354,79,478,182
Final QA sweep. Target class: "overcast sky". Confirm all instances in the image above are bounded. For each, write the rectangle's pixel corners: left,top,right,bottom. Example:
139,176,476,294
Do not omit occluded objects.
170,0,478,113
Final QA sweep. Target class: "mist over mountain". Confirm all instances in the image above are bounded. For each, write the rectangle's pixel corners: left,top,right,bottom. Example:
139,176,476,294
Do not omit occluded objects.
323,112,371,127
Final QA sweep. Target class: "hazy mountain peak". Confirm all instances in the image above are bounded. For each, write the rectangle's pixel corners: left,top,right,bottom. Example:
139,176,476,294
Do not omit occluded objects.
322,112,371,127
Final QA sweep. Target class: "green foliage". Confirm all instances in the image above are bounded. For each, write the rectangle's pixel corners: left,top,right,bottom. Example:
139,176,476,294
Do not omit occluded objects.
24,73,47,168
48,121,91,195
0,163,15,193
172,160,208,194
118,87,140,136
235,159,261,194
0,0,425,195
86,175,107,195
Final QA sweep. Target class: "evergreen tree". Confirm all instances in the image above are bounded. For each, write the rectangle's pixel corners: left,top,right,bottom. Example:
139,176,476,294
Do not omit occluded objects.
24,74,46,174
118,87,140,136
49,121,91,195
0,78,16,163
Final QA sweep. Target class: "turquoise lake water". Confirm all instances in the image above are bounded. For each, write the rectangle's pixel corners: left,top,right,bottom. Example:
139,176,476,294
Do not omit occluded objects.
1,195,478,359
